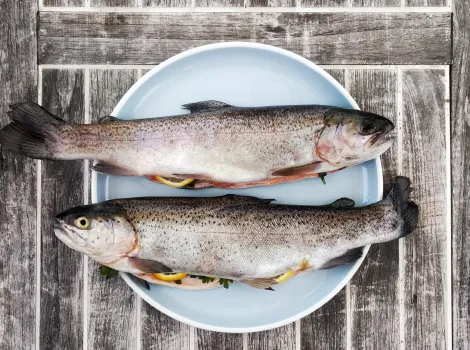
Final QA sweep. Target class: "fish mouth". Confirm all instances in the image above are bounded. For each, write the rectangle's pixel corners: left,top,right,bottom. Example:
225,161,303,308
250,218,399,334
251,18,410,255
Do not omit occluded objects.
54,218,87,248
366,131,396,150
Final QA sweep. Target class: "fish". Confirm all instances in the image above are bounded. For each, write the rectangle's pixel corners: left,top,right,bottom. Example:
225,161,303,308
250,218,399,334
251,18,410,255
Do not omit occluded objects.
0,101,394,189
53,176,418,290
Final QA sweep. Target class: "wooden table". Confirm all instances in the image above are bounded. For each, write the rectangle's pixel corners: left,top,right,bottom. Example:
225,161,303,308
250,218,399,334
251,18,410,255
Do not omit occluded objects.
1,0,468,349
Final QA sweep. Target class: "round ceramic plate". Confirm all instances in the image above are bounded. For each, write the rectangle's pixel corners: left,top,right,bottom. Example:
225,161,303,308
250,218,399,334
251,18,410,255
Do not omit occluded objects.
91,42,382,333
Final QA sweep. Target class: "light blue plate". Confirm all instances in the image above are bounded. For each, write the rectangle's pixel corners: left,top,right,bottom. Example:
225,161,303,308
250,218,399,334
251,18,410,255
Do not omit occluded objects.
91,43,382,333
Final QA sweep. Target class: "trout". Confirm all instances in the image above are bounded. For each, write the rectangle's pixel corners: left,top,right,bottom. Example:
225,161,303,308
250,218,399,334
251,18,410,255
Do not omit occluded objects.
54,177,418,290
0,101,394,189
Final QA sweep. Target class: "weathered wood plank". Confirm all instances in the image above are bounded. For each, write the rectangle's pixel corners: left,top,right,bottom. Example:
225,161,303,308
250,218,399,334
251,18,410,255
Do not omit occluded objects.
351,0,400,6
91,0,137,6
143,0,191,6
247,0,295,6
43,0,85,6
248,324,296,350
87,69,139,350
452,0,470,347
195,0,243,6
0,0,37,349
38,12,452,65
299,0,348,7
402,69,447,349
300,69,346,350
40,69,85,350
195,330,244,350
348,69,400,349
405,0,446,7
141,302,191,350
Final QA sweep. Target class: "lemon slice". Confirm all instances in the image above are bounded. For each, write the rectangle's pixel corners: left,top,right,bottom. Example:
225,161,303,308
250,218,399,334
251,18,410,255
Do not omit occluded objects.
154,176,195,188
154,272,188,281
274,271,293,283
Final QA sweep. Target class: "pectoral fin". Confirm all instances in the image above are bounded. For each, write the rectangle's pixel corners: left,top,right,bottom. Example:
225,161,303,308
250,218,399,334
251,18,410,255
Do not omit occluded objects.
329,198,355,209
92,162,136,176
128,257,172,273
98,115,121,123
182,100,233,113
272,162,324,177
320,247,364,270
241,278,278,290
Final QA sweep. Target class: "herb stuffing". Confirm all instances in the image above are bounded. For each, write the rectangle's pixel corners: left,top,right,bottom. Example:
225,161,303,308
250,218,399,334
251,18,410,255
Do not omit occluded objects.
318,173,327,185
99,265,119,279
219,278,233,289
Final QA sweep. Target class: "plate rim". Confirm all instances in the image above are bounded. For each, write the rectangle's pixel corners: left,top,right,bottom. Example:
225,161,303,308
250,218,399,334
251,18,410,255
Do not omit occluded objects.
91,42,383,333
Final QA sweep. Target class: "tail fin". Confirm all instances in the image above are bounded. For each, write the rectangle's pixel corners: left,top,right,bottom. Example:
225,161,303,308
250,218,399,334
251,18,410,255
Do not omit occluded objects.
385,176,419,237
0,102,66,159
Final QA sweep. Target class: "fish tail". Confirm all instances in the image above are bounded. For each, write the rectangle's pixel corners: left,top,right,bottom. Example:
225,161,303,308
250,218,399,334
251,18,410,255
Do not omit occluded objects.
0,101,66,159
385,176,419,237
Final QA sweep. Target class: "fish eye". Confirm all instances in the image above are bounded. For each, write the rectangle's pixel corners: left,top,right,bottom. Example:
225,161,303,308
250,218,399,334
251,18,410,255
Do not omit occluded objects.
360,120,377,135
75,216,90,230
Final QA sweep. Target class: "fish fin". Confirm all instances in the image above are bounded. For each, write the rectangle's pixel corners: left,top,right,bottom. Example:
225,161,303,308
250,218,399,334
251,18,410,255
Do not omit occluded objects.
0,102,66,159
182,100,233,113
92,162,136,176
272,162,323,177
241,278,278,290
98,115,120,123
320,247,365,270
128,257,172,273
383,176,419,237
265,287,275,291
222,194,275,205
329,198,355,209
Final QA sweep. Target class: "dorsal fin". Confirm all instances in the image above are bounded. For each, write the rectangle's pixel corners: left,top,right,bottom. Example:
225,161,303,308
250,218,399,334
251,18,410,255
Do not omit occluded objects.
329,198,355,209
182,100,233,113
98,115,121,123
222,194,275,205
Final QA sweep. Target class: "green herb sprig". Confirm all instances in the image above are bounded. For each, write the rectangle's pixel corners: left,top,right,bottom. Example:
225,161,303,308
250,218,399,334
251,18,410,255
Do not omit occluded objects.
99,265,119,279
319,173,327,185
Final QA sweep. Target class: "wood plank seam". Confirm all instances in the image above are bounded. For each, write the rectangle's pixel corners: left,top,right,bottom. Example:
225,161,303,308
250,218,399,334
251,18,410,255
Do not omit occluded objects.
83,67,90,350
295,320,300,350
37,6,452,11
39,64,451,69
36,68,43,350
397,67,405,350
445,66,452,350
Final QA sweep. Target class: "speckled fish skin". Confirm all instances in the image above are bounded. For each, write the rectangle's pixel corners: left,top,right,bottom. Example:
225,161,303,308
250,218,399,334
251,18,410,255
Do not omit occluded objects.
0,101,394,185
53,177,418,281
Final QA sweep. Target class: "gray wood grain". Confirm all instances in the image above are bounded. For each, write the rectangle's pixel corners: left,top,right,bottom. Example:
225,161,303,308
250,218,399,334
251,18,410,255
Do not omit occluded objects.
143,0,191,6
195,330,244,350
195,0,243,6
300,69,346,350
43,0,85,6
452,0,470,347
38,12,452,65
141,301,191,350
91,0,137,6
247,0,295,6
88,69,139,350
405,0,446,7
402,69,447,350
299,0,348,7
0,0,37,349
352,0,400,6
248,324,296,350
40,69,85,350
348,68,400,350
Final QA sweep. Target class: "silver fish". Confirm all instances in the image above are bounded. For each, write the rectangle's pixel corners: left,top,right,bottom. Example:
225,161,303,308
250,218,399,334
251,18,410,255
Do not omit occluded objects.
54,177,418,290
0,101,394,189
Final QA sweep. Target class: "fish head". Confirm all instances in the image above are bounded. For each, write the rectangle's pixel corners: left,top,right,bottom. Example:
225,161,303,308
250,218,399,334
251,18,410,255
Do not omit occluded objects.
316,109,395,168
54,202,137,263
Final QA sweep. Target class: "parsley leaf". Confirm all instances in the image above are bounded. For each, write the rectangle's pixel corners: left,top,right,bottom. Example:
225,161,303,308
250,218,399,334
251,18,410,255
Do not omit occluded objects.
174,279,182,285
99,265,119,279
219,278,233,289
189,275,216,284
319,173,327,185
